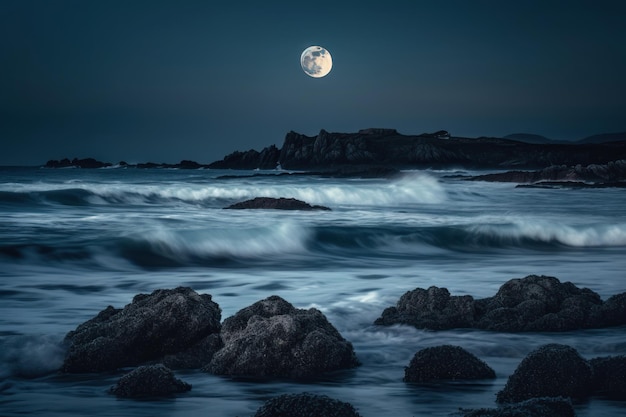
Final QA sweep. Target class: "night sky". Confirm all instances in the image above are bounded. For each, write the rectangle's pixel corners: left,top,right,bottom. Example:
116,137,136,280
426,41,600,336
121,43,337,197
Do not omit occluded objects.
1,0,625,166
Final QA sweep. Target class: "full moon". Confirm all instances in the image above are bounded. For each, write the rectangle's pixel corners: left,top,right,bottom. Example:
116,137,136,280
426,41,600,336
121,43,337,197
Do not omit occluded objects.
300,46,332,78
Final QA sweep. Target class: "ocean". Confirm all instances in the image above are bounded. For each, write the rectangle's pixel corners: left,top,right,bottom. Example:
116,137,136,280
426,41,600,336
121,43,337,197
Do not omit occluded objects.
0,166,625,416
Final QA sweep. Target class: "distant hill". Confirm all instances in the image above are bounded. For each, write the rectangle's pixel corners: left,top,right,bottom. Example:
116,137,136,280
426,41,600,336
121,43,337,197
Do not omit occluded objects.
503,133,560,144
577,132,626,144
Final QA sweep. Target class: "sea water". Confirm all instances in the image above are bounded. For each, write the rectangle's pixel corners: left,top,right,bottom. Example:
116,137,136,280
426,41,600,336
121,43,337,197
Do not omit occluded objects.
0,166,625,416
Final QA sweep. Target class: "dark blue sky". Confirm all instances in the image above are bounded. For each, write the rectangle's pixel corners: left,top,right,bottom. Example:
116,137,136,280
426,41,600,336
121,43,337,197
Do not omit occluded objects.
1,0,625,165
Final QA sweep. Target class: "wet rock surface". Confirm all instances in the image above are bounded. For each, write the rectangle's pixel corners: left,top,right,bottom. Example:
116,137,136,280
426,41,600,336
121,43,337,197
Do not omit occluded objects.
589,355,626,400
204,295,359,379
404,345,495,383
455,397,576,417
375,275,625,332
253,392,362,417
109,364,191,398
62,287,221,372
496,344,593,403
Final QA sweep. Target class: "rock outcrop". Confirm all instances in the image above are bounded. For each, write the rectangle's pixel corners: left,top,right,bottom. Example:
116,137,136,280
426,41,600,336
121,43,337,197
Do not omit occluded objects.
109,364,191,398
403,345,495,383
253,392,362,417
455,397,575,417
224,197,331,211
62,287,221,373
204,295,360,379
469,159,626,183
375,275,625,332
496,344,593,403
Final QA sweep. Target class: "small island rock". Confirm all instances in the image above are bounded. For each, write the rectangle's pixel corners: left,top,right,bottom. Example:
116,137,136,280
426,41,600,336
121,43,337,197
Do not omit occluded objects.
225,197,330,211
404,345,495,383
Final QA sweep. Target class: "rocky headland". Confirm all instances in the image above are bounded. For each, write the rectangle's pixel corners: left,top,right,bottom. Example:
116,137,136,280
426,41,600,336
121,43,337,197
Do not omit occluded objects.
209,128,626,171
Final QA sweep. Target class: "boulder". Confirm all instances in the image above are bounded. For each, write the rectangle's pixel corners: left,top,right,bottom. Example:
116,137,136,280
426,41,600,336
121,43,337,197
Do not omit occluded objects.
589,355,626,400
62,287,221,372
375,275,624,332
204,295,359,379
455,397,575,417
404,345,495,383
496,344,593,403
375,286,475,330
225,197,330,211
253,392,362,417
475,275,604,332
109,364,191,398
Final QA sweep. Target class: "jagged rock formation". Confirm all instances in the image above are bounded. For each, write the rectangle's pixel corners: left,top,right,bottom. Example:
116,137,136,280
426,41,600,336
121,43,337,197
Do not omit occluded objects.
209,129,626,170
224,197,331,211
403,345,495,383
204,295,360,379
62,287,221,373
109,364,191,398
375,275,626,332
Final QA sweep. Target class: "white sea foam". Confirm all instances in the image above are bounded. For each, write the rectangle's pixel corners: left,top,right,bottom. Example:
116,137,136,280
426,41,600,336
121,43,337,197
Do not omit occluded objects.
139,221,311,260
472,220,626,247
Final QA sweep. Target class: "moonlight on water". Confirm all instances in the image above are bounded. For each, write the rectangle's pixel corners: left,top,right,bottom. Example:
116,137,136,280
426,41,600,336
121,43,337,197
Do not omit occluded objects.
300,46,332,78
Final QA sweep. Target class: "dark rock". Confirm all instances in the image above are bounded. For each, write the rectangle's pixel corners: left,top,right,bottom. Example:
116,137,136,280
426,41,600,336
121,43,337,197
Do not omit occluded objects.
109,364,191,398
496,344,593,403
204,295,359,379
590,356,626,400
44,157,112,169
224,197,331,211
210,128,626,171
253,392,362,417
403,345,495,383
475,275,604,332
161,333,223,369
375,275,623,332
374,286,475,330
62,287,221,373
455,397,575,417
469,159,626,183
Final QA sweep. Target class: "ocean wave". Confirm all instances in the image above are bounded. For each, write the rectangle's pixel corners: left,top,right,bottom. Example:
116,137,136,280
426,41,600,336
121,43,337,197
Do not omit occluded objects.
116,222,312,267
470,220,626,248
0,173,446,208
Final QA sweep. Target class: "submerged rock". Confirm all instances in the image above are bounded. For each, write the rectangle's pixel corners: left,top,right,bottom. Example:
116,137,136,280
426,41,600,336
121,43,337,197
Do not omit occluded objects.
225,197,331,211
455,397,575,417
205,295,359,379
109,364,191,398
375,275,624,332
253,392,362,417
62,287,221,373
590,355,626,400
404,345,495,383
496,344,593,403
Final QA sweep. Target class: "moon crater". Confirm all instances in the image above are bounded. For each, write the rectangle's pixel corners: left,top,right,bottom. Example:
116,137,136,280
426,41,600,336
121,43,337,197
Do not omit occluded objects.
301,46,332,78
